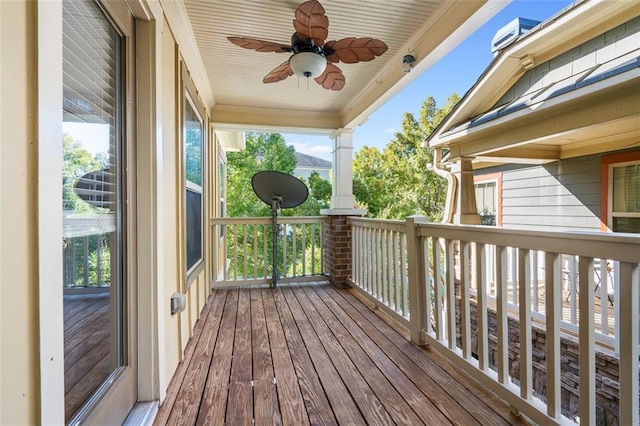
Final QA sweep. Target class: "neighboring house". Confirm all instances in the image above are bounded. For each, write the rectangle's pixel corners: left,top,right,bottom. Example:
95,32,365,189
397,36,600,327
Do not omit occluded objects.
427,4,639,422
294,151,332,181
428,2,639,235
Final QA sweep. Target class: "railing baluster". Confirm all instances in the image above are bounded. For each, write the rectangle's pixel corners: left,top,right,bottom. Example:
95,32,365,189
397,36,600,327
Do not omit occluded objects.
233,225,238,281
401,233,408,318
387,230,393,308
475,243,488,371
96,235,102,285
545,252,561,419
364,228,370,293
433,237,444,340
460,241,471,359
352,225,358,284
618,262,639,426
518,249,532,400
263,224,268,278
422,237,430,329
393,231,399,313
83,236,90,286
510,247,518,305
599,258,608,335
374,228,380,299
280,223,286,277
569,255,577,325
381,229,388,304
311,223,316,275
578,256,595,424
292,224,297,277
301,224,306,276
253,225,258,279
243,224,248,279
445,239,456,350
496,245,508,384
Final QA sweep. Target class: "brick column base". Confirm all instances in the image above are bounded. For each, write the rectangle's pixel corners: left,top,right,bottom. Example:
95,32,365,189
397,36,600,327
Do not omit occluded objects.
322,215,353,288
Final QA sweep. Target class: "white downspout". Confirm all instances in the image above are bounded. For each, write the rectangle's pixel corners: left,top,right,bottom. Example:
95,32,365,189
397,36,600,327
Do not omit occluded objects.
432,148,456,224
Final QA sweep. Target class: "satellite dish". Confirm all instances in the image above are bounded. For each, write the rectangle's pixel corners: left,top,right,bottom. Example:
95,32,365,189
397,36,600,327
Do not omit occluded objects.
252,170,309,210
74,169,113,209
251,171,309,288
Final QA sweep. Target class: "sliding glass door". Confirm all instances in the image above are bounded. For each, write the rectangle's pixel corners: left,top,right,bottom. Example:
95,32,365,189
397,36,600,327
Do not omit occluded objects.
62,0,135,422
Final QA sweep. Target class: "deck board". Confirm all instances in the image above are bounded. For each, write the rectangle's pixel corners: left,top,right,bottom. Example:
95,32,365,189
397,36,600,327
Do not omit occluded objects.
250,288,282,426
262,290,309,424
155,282,526,425
303,283,466,425
265,290,352,424
197,289,239,425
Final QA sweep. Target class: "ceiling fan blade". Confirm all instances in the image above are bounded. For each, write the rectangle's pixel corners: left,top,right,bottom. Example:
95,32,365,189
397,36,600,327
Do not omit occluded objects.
263,62,294,84
325,38,388,64
227,36,291,53
293,0,329,46
314,63,345,91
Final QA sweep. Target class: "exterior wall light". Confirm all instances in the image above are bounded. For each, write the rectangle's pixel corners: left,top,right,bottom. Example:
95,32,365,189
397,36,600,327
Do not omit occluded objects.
402,54,416,73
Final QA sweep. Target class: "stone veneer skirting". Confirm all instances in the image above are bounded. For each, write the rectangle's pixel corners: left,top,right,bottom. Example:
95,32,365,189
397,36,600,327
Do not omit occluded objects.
455,298,624,425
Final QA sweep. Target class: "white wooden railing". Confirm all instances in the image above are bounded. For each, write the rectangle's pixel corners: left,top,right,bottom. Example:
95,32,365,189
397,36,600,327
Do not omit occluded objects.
349,217,640,425
211,216,329,287
350,218,410,324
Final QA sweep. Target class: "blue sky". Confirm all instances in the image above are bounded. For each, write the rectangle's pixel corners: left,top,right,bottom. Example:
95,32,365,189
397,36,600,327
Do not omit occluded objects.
284,0,574,161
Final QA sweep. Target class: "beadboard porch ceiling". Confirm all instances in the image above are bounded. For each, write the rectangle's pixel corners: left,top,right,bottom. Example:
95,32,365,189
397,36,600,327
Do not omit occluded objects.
182,0,506,132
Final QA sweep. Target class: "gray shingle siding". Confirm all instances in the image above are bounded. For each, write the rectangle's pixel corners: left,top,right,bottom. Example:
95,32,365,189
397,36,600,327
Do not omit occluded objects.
479,154,602,231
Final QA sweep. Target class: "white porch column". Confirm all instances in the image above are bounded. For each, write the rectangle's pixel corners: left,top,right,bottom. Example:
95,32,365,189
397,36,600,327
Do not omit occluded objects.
451,156,481,225
329,129,361,212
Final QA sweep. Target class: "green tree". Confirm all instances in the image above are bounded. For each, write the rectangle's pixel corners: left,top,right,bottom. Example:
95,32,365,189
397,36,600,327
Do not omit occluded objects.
62,134,112,287
353,94,459,221
63,134,106,212
227,133,297,217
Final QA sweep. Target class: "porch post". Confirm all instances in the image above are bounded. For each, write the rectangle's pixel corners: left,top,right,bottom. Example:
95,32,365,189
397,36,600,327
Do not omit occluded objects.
450,156,481,225
330,129,356,210
321,129,366,288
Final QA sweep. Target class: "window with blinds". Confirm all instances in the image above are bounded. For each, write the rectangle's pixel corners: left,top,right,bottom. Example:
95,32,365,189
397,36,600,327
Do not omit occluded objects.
475,181,497,226
185,94,204,273
611,162,640,233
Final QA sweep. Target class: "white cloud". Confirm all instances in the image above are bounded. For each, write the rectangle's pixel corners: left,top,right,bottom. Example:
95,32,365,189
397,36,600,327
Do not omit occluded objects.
386,127,397,135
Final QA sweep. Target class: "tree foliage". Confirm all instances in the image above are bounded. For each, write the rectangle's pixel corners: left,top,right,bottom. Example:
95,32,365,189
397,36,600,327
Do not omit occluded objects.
227,132,331,217
63,134,107,212
353,94,459,221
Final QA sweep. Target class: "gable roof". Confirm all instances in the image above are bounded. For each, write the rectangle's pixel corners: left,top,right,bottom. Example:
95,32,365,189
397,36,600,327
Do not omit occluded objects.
427,0,640,166
295,151,332,169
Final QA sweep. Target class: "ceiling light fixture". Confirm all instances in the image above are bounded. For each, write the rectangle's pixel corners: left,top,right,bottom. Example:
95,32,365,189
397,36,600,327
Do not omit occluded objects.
289,52,327,78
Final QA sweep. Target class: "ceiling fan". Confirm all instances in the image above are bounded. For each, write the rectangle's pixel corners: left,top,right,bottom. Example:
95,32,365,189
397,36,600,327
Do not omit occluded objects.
227,0,388,91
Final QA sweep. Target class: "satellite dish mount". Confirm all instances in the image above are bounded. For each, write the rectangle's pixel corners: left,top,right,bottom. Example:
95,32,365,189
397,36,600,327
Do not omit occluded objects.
252,171,309,288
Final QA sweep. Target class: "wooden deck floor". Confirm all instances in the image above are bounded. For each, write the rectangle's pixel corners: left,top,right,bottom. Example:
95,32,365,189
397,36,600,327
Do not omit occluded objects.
64,292,112,422
155,282,526,425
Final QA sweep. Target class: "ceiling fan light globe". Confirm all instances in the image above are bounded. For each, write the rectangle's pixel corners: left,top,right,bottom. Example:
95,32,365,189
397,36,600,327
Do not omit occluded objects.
289,52,327,78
